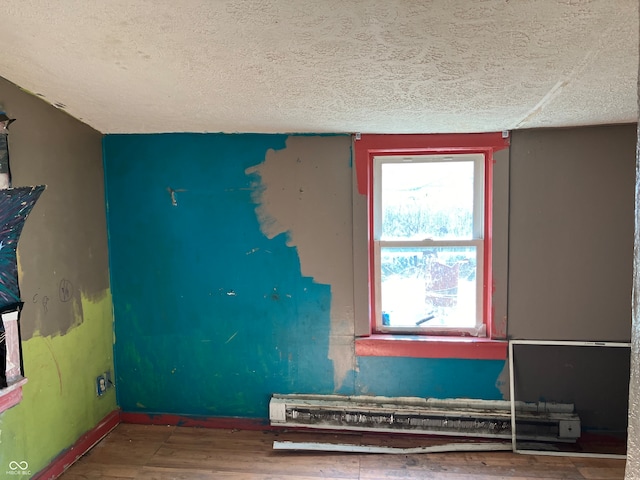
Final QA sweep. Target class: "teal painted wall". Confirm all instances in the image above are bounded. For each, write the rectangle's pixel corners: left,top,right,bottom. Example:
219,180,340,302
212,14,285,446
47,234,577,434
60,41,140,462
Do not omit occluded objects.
104,133,505,419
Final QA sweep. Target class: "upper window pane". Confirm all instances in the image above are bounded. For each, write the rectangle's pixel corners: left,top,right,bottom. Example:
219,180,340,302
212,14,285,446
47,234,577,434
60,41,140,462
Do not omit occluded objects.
380,160,475,241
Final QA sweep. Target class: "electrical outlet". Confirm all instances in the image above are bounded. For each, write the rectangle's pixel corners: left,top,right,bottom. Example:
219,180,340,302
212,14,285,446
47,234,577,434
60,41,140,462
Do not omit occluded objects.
96,374,107,396
104,369,112,389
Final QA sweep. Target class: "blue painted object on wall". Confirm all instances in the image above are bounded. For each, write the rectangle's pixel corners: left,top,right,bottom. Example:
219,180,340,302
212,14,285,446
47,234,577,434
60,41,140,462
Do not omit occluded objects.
104,133,504,419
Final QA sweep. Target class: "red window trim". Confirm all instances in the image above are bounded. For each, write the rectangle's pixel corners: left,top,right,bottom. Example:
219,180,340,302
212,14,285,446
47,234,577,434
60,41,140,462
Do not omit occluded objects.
0,377,27,413
355,335,507,360
354,133,509,359
1,309,26,413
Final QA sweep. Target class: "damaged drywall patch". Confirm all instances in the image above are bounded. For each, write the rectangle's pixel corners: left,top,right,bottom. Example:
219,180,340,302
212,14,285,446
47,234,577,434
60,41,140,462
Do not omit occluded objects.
246,135,355,389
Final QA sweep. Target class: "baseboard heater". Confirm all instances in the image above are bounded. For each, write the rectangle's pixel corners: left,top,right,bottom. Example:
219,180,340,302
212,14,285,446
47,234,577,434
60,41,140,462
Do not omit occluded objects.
269,394,581,443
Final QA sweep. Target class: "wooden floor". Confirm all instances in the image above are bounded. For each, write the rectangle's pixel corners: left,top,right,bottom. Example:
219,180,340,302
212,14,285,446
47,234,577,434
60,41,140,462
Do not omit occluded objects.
58,424,627,479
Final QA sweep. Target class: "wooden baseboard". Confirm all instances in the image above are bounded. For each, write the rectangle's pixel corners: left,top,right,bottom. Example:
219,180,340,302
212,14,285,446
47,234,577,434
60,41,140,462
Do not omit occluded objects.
121,412,272,431
32,409,120,480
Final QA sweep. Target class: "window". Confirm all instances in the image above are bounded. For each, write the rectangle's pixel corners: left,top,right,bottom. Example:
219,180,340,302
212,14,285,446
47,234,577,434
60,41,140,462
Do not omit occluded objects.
0,309,27,413
374,153,485,336
353,133,509,359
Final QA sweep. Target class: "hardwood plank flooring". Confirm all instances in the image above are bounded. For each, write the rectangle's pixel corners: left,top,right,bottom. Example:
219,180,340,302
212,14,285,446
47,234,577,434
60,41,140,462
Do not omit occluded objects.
58,424,626,479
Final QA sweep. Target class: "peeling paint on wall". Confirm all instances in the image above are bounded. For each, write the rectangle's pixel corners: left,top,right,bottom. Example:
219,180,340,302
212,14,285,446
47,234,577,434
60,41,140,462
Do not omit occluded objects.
246,135,355,390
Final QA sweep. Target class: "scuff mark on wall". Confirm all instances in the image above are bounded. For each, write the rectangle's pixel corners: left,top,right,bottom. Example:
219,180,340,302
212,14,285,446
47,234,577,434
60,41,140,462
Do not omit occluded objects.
167,187,187,206
42,337,63,395
246,135,355,389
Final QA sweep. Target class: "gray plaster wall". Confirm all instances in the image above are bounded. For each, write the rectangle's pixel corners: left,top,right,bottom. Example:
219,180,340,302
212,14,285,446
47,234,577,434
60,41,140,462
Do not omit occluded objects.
508,125,635,436
508,125,635,342
0,77,110,338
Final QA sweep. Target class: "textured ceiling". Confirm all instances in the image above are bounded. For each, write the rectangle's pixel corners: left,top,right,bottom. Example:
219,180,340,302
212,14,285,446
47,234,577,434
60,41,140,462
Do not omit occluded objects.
0,0,637,134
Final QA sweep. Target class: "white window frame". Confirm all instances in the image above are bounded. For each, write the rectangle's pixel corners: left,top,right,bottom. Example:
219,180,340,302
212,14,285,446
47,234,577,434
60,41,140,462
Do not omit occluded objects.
0,308,27,413
372,153,486,336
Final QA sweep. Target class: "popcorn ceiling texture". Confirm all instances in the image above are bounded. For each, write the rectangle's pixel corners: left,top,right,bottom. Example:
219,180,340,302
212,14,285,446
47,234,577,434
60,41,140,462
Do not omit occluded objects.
0,0,637,134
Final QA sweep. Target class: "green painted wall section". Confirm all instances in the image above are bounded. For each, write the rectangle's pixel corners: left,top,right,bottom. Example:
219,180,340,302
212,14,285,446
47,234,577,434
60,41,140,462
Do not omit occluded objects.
0,291,115,476
0,74,114,476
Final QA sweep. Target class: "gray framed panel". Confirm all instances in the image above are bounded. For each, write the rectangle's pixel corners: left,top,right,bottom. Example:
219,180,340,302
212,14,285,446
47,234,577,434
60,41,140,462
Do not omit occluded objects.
509,340,630,459
508,126,635,341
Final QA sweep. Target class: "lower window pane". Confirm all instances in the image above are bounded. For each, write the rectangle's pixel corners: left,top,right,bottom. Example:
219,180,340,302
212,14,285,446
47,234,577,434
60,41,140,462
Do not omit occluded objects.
380,246,477,329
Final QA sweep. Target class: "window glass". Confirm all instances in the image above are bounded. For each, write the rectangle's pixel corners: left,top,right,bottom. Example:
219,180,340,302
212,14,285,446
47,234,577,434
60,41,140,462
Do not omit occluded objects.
380,246,478,329
374,154,484,335
381,161,475,241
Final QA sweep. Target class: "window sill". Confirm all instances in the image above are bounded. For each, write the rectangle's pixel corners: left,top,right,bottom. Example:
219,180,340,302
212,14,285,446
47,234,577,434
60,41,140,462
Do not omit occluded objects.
0,376,27,413
355,335,507,360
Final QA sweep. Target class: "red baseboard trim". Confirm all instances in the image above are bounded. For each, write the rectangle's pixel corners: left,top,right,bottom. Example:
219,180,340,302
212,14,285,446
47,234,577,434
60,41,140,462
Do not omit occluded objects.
121,412,273,431
32,409,120,480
